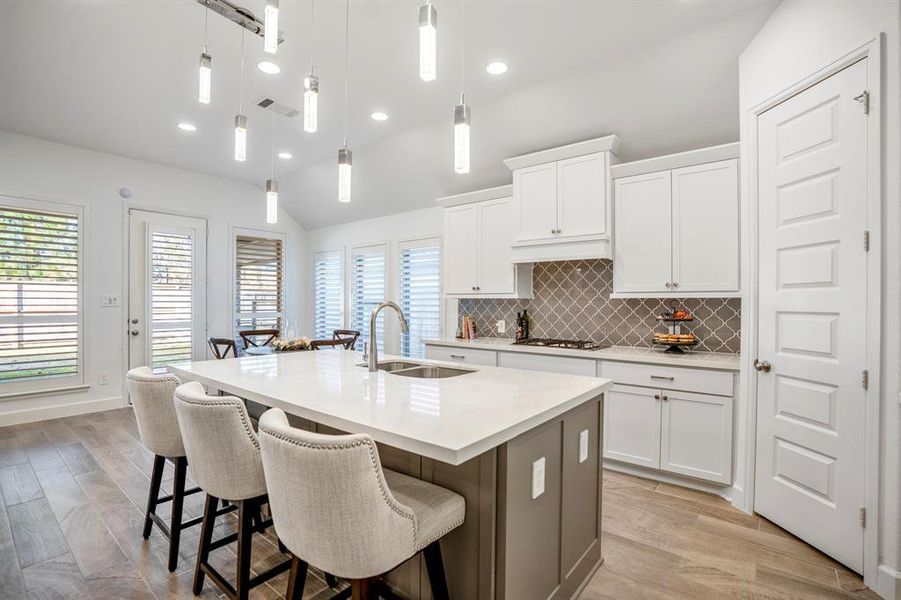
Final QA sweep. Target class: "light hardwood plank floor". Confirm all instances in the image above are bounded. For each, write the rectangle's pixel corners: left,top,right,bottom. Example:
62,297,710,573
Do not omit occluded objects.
0,408,881,600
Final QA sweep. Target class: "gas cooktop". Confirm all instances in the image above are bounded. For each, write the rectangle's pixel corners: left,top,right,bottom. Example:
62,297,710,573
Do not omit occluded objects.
512,338,607,350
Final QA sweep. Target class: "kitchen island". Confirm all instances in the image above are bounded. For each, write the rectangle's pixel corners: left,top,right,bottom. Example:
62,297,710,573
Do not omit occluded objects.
169,349,612,600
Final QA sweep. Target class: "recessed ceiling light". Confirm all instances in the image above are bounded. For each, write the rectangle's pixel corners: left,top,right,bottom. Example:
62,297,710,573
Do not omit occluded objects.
486,61,508,75
370,111,389,122
278,151,293,160
257,60,281,75
177,122,197,132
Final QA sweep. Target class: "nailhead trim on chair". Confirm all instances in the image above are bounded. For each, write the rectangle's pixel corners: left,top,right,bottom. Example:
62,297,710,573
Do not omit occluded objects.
259,425,418,547
127,372,181,385
176,395,260,449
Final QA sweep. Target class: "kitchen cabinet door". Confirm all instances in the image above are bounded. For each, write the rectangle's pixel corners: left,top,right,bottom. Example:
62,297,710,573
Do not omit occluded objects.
602,384,661,469
671,160,739,293
613,171,672,293
478,198,516,295
513,162,558,243
659,389,733,484
557,153,606,239
444,205,479,295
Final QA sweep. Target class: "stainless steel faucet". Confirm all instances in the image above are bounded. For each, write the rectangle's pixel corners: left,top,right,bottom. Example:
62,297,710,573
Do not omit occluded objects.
368,300,409,372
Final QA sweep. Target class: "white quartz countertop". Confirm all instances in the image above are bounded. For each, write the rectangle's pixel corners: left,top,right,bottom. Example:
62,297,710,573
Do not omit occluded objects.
423,338,740,371
168,349,611,466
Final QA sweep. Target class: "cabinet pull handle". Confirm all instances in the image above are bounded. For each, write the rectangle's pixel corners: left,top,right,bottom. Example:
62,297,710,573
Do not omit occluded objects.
650,375,674,381
550,228,556,234
450,354,465,359
672,282,679,288
654,394,661,400
664,282,672,288
662,395,669,401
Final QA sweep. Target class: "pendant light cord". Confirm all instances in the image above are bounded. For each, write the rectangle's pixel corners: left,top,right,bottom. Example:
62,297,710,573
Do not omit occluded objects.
239,28,245,112
343,0,349,146
203,1,208,52
309,0,315,73
270,112,275,177
459,0,465,102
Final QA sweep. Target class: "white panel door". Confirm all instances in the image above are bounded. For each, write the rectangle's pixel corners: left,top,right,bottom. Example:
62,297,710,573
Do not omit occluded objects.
477,198,516,295
557,153,606,238
444,205,479,294
660,390,733,484
513,162,557,242
613,171,672,293
602,384,661,469
756,58,868,572
128,210,207,373
672,159,739,293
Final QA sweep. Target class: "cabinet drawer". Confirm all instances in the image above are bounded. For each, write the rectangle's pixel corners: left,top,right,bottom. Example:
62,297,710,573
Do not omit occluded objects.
425,345,497,366
599,361,733,396
498,351,596,376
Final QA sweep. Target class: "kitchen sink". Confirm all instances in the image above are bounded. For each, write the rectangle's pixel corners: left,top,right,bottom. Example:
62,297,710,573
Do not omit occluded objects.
390,366,474,379
357,361,423,372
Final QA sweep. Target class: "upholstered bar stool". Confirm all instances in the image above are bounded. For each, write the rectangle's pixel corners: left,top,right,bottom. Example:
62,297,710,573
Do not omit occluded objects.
174,382,291,600
258,408,466,600
126,367,204,572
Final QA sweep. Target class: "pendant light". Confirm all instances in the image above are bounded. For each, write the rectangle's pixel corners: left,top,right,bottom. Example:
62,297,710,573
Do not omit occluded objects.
234,29,247,162
264,0,279,54
266,114,278,224
303,0,319,133
453,0,470,174
198,3,212,104
418,1,437,82
337,0,352,203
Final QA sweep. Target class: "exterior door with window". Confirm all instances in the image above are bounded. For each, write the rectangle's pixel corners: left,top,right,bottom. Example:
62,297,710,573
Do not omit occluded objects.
128,210,207,373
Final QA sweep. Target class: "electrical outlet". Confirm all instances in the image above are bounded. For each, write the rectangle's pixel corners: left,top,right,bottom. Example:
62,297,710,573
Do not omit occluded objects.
100,295,121,307
531,457,545,500
97,371,109,385
579,429,589,463
496,320,506,334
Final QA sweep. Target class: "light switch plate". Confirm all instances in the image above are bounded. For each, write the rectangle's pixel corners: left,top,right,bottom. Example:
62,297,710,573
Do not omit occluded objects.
100,295,121,307
579,429,589,463
531,457,545,500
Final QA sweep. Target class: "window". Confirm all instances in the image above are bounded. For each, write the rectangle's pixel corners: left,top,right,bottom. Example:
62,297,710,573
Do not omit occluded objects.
399,238,441,358
234,233,285,335
150,230,194,373
313,250,343,339
0,199,83,392
351,244,387,353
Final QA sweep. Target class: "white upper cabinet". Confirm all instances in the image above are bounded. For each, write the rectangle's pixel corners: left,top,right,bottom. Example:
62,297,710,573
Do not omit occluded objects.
504,135,621,263
438,186,532,299
610,143,740,297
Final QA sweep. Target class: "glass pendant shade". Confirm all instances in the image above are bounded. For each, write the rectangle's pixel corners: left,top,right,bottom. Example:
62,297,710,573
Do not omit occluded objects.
418,3,437,82
338,147,352,203
266,178,278,224
198,52,212,104
264,0,279,54
234,114,247,162
303,74,319,133
453,102,470,174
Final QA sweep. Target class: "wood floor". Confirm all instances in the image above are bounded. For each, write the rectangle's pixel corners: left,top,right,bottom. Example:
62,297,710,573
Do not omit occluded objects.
0,408,881,600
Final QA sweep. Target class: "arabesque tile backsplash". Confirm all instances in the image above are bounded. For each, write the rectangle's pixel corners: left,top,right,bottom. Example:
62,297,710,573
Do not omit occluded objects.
457,260,741,354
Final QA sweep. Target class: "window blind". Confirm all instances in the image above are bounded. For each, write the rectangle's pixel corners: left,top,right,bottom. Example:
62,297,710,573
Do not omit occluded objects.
235,235,285,334
400,241,441,358
314,251,343,339
351,246,386,353
150,231,193,373
0,206,80,385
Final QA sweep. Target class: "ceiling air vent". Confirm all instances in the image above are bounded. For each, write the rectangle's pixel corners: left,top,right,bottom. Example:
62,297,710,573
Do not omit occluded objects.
256,98,300,118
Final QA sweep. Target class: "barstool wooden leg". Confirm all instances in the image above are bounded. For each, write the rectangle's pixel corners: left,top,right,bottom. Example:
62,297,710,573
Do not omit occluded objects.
285,555,308,600
350,579,372,600
192,493,218,595
235,499,254,600
143,455,165,539
423,541,450,600
167,456,188,572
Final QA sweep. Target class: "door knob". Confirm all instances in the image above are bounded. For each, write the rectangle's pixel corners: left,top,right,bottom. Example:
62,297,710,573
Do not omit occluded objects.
754,359,771,373
130,329,139,336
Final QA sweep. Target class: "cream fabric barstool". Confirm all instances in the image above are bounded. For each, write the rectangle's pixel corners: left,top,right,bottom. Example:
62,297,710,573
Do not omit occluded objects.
173,382,291,600
126,367,204,572
259,408,466,600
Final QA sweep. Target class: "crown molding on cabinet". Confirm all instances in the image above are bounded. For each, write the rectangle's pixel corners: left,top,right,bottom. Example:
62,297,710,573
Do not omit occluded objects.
503,135,622,171
436,184,513,208
609,142,739,180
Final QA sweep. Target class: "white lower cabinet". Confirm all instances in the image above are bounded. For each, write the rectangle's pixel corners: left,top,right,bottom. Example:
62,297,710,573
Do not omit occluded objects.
659,389,732,484
603,385,661,469
425,345,497,367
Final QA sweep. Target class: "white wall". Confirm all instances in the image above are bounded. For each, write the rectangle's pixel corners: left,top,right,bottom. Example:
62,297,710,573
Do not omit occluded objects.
738,1,901,596
0,130,309,425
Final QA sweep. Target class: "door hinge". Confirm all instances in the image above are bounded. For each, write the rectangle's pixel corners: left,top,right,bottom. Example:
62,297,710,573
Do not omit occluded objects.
863,230,870,251
859,506,867,527
853,91,870,115
862,369,869,390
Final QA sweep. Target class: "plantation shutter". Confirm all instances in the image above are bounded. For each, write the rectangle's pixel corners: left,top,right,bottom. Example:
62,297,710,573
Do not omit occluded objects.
150,230,194,373
314,251,343,339
400,240,441,358
0,204,82,388
235,235,285,333
351,245,386,353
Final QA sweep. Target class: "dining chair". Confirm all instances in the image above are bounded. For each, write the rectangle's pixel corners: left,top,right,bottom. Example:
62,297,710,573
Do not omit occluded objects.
238,328,279,350
332,329,361,350
126,367,204,572
174,382,291,600
208,337,237,359
258,407,465,600
309,338,349,350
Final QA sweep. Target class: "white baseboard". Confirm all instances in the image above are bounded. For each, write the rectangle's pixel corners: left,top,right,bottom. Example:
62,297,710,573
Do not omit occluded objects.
875,565,901,600
0,395,126,426
603,460,733,502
